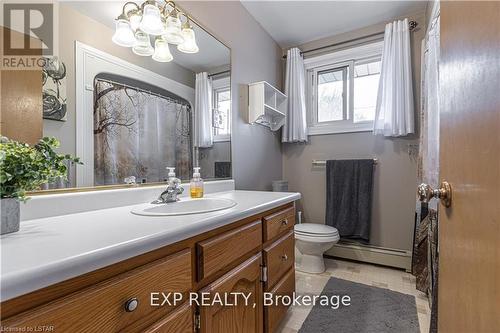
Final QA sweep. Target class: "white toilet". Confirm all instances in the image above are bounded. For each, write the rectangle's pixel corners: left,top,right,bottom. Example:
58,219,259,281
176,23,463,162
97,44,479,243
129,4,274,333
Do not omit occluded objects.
294,223,340,274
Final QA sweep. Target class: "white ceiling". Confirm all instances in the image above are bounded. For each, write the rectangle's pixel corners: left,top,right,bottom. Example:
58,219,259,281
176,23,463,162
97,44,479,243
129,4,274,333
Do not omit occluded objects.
241,1,427,48
65,1,230,73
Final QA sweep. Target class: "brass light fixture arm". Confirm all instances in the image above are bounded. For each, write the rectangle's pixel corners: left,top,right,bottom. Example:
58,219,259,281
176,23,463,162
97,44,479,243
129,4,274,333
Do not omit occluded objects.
117,2,141,20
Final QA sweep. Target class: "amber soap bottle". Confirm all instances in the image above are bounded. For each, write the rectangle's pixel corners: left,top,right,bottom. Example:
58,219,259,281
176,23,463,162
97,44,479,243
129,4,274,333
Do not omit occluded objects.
190,167,204,198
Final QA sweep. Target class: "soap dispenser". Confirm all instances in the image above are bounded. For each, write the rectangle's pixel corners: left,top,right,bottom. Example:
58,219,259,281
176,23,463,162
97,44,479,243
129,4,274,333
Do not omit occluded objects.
190,167,204,198
166,167,180,185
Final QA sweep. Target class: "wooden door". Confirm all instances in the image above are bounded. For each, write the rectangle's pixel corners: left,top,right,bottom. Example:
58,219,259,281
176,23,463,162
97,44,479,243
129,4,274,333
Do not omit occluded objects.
199,253,263,333
439,2,500,332
0,27,43,145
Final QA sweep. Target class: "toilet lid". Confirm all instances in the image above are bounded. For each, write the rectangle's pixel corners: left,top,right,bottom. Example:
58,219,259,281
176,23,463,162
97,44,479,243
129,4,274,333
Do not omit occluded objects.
294,223,339,237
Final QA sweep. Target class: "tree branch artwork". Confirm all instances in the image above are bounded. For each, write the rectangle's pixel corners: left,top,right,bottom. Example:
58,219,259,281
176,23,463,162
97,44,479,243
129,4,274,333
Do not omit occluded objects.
93,79,193,186
93,81,138,150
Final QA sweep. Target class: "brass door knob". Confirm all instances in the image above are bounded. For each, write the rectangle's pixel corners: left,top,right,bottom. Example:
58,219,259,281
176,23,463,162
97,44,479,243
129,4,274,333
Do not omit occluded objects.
417,181,452,207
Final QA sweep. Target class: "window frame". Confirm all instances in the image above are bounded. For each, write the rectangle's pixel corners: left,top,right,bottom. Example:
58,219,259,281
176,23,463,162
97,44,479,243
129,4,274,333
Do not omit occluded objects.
211,76,231,142
309,60,354,132
305,41,383,135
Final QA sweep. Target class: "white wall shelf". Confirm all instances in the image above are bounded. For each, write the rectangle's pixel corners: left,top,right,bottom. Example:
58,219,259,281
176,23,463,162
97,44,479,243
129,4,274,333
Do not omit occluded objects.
248,81,287,131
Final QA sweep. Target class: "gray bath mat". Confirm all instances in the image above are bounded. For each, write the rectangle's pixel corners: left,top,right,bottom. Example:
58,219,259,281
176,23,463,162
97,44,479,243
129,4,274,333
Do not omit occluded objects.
298,277,420,333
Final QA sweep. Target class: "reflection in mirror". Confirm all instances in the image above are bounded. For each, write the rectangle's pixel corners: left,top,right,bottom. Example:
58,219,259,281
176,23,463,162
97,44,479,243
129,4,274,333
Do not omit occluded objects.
1,1,231,192
93,73,193,185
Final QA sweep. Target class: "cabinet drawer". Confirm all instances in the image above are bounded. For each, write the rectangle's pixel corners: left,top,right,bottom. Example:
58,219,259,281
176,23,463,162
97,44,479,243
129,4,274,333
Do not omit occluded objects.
3,249,192,333
144,302,193,333
265,269,295,333
263,206,295,242
263,231,294,290
197,220,262,281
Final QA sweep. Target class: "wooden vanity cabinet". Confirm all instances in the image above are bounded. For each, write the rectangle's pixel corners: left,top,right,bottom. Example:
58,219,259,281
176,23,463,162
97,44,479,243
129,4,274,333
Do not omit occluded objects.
0,203,296,333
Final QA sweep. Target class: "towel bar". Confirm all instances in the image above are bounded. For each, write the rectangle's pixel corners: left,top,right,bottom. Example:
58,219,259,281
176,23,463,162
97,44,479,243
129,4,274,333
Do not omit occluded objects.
312,158,378,166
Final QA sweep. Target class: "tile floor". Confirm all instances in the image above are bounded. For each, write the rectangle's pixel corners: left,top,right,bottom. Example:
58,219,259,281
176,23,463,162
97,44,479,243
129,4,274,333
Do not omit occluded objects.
279,258,431,333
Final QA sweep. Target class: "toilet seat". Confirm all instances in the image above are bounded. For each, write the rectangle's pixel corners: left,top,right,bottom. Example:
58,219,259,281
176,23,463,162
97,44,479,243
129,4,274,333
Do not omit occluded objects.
294,223,340,242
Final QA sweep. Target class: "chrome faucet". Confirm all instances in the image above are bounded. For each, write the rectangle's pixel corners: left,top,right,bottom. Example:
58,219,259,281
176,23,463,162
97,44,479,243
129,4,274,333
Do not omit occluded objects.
152,168,184,204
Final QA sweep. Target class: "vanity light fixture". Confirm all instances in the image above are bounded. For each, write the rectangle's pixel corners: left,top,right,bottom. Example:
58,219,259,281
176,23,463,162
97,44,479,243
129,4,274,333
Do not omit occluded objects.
177,18,199,54
139,1,164,35
112,18,136,47
163,7,184,45
133,30,154,56
128,10,142,31
112,0,199,62
152,36,173,62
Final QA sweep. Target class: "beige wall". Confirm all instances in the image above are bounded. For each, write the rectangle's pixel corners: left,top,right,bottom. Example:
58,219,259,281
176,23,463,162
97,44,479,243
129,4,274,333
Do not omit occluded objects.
44,4,195,157
179,1,283,191
283,12,425,251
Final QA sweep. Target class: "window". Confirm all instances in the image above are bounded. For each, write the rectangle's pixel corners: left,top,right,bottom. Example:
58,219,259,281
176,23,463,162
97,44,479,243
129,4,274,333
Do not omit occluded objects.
353,59,381,123
305,41,383,135
317,66,348,123
212,77,231,142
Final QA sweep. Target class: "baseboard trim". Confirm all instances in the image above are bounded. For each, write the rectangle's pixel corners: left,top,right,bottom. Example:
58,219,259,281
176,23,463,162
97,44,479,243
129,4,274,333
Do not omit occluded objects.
325,241,412,272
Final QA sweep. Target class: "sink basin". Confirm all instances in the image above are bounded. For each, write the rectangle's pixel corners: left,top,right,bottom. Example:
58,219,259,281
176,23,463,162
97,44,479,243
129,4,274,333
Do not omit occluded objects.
131,197,237,216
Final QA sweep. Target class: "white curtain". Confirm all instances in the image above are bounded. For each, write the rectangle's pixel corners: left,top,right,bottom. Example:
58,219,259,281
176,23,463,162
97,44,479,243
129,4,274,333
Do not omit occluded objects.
282,47,308,143
374,18,415,137
194,72,213,147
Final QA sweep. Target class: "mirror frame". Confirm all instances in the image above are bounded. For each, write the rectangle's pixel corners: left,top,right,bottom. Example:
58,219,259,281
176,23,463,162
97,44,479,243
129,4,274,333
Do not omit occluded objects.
28,4,232,196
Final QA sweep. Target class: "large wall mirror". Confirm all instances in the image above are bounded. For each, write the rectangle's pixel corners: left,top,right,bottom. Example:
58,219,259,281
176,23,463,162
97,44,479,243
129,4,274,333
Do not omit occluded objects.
1,1,231,192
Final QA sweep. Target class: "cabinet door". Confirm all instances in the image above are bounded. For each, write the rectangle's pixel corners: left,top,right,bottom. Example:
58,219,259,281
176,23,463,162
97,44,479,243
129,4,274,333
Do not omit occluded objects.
199,253,263,333
264,269,295,333
143,302,193,333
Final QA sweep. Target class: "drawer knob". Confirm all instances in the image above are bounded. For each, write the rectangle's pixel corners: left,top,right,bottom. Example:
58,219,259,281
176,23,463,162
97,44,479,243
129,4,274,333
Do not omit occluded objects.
281,254,288,261
281,219,289,226
124,297,139,312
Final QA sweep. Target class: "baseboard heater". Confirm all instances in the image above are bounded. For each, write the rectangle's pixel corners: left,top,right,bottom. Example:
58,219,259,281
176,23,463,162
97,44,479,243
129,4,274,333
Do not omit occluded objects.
325,240,412,272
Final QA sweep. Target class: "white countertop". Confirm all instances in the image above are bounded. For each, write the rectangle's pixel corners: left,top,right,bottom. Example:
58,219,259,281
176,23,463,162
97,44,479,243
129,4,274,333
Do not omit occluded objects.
0,190,300,302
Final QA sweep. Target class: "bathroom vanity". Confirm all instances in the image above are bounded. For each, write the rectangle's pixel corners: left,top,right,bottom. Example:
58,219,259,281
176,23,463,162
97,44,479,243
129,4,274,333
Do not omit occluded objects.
0,182,299,333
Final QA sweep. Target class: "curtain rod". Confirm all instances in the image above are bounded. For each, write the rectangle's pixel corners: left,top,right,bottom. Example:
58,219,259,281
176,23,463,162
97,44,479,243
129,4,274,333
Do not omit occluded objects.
282,20,418,59
208,70,230,77
95,78,191,107
312,158,378,165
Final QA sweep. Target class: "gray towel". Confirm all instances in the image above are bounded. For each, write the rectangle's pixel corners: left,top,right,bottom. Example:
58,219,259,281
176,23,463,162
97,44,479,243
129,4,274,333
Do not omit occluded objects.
325,159,374,242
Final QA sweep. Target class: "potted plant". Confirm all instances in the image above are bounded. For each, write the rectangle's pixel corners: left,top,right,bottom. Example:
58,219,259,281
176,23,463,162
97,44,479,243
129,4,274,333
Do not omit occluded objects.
0,136,81,235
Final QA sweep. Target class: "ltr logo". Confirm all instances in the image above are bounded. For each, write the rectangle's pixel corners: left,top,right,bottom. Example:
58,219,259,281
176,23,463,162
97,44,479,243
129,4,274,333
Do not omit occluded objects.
3,3,53,55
